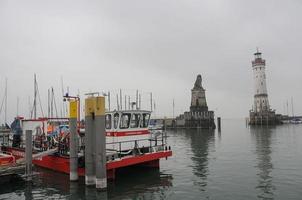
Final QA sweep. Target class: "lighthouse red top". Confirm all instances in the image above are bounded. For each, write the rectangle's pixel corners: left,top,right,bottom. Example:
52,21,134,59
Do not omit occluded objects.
252,49,265,67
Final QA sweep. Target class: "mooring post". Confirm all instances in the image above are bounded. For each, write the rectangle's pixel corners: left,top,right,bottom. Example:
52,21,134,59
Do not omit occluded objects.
69,100,78,181
95,96,107,190
85,97,96,185
217,117,221,132
25,130,33,181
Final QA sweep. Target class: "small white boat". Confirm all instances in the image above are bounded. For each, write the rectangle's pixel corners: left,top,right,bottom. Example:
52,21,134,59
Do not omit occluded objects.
290,118,302,124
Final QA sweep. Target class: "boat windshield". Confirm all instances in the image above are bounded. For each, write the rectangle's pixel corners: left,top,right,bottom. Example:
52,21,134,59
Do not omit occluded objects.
113,113,119,129
140,113,150,128
120,113,131,129
105,114,111,129
130,113,141,128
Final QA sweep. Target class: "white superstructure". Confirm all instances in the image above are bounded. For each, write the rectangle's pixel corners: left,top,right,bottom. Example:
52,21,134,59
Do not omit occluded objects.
252,50,270,113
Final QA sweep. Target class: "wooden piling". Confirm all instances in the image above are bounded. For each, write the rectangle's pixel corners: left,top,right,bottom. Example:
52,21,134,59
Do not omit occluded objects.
85,97,96,185
69,100,78,181
95,96,107,190
217,117,221,132
25,130,32,181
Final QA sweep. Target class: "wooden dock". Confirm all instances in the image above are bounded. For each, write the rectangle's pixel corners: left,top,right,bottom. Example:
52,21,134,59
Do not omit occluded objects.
0,148,58,178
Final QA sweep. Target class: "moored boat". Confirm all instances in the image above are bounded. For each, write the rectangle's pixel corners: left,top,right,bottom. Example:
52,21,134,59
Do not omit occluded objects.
1,109,172,179
290,118,302,124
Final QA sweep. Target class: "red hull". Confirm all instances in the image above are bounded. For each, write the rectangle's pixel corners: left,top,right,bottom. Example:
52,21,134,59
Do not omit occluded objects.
3,147,172,179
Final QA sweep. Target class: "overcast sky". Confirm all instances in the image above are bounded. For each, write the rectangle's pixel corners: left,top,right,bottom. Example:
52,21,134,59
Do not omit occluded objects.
0,0,302,122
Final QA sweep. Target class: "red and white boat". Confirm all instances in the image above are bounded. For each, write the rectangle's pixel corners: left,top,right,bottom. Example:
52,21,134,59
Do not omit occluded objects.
1,110,172,179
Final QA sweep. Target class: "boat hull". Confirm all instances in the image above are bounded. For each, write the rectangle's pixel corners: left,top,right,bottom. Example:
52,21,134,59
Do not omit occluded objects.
2,146,172,179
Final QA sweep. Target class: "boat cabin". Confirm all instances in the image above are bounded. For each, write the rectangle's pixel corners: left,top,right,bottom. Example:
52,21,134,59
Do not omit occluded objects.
105,110,151,151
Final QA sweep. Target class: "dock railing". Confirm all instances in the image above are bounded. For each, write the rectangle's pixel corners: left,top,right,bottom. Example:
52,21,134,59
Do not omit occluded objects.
105,130,169,158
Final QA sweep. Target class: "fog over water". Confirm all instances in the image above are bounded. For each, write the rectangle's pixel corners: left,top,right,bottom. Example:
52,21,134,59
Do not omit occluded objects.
0,0,302,122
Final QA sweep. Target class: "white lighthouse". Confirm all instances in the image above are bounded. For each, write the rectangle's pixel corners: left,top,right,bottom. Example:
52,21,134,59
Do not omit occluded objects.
249,49,282,125
252,50,270,113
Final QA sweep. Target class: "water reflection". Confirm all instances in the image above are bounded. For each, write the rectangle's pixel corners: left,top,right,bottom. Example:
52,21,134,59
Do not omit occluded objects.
183,129,215,191
0,166,172,200
250,126,276,199
24,182,33,200
109,167,173,200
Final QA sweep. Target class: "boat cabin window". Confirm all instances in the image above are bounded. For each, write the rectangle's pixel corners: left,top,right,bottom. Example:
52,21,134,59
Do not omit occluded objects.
105,114,112,129
130,113,141,128
140,113,150,128
113,113,119,129
120,113,131,129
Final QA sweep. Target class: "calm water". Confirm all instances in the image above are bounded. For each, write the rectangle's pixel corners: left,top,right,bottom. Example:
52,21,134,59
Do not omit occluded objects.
1,119,302,199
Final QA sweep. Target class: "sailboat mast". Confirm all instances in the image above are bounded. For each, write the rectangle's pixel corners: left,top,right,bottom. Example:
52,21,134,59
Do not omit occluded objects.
291,97,294,117
51,87,54,118
4,78,7,124
150,92,153,112
173,99,175,119
33,74,37,119
287,100,289,116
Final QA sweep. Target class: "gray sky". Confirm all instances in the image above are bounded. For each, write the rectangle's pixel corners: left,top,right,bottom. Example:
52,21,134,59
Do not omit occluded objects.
0,0,301,122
